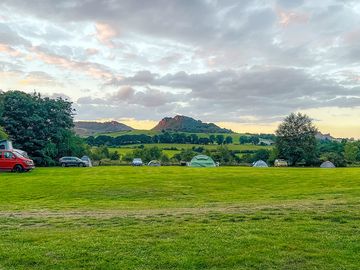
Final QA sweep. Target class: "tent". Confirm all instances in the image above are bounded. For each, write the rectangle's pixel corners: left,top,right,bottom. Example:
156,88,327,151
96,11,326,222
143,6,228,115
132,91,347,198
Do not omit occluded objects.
189,155,216,167
320,161,335,168
253,160,268,167
148,160,161,166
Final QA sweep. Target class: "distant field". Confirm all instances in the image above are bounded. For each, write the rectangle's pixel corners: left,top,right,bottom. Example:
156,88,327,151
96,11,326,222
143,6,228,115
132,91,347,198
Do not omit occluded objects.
108,143,272,158
0,167,359,269
95,130,246,142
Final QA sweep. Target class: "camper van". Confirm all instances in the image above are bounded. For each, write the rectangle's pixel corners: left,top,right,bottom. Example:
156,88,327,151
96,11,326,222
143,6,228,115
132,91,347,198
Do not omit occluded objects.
0,140,34,172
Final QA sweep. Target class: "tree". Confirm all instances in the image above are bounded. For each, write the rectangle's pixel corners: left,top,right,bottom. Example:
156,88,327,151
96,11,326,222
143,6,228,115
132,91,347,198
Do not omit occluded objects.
344,142,359,164
211,145,234,164
110,151,120,160
173,148,196,161
225,136,233,144
275,113,318,166
254,149,271,162
209,135,215,144
0,91,86,165
215,135,224,145
239,136,248,144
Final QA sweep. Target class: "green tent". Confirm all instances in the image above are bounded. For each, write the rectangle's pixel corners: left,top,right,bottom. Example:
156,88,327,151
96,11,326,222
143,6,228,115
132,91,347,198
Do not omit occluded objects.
189,155,216,167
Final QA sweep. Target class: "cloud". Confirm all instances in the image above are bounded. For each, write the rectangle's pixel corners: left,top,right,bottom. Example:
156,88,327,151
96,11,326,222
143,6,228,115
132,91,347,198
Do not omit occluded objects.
31,46,114,79
19,71,60,86
95,22,117,48
0,23,31,47
101,67,360,123
1,0,360,136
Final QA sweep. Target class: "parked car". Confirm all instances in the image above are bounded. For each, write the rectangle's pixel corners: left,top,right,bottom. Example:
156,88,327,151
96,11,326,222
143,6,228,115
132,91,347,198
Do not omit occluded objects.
59,156,87,167
81,156,92,167
132,158,143,166
0,150,35,172
274,159,288,167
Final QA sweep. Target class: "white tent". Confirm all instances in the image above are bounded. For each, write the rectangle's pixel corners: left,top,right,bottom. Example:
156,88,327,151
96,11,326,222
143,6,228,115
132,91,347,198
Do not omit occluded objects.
320,161,335,168
253,160,268,167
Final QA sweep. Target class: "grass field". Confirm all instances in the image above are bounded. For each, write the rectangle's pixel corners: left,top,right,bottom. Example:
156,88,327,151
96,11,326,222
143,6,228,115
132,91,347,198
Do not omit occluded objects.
0,167,359,269
108,143,272,158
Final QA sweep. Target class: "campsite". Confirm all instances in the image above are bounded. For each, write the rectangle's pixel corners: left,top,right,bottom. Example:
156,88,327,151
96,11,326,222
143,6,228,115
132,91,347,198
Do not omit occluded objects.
1,1,360,269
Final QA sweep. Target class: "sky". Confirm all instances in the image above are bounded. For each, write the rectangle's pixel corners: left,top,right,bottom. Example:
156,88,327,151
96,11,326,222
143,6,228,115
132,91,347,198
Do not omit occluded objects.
0,0,360,138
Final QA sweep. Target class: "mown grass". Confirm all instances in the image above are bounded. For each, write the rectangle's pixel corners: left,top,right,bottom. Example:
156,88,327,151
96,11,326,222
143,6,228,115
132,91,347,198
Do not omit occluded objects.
0,167,359,269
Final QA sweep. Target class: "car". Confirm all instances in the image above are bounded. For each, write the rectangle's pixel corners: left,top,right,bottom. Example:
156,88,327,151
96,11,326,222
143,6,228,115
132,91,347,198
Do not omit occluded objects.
132,158,143,166
59,156,87,167
81,156,92,167
274,159,288,167
0,150,35,172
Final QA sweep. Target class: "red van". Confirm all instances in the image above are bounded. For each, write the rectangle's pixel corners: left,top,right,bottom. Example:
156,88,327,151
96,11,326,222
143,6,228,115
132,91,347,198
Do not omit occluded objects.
0,150,35,172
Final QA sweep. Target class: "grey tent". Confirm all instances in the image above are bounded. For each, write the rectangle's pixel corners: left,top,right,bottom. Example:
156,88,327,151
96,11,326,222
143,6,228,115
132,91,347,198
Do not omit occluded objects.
320,161,335,168
189,155,216,167
253,160,268,167
148,160,161,166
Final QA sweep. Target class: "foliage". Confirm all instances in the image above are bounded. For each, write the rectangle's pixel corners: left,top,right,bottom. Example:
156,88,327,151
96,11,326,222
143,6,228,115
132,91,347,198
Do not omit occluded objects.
253,149,271,162
0,126,8,140
0,91,87,165
275,113,318,166
173,148,197,161
133,146,164,163
109,151,120,160
320,152,346,167
344,142,360,164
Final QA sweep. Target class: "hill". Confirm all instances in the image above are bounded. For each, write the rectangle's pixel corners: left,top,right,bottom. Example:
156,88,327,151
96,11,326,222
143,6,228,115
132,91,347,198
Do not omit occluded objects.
74,121,134,135
152,115,232,133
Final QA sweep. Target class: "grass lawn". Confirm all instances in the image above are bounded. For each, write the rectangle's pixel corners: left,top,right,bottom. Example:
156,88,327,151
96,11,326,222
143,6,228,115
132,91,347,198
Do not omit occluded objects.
0,167,359,269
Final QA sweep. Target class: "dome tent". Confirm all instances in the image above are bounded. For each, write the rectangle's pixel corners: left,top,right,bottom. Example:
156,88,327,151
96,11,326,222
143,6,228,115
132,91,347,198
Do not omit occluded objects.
148,160,161,166
320,161,335,168
253,160,268,167
189,155,216,167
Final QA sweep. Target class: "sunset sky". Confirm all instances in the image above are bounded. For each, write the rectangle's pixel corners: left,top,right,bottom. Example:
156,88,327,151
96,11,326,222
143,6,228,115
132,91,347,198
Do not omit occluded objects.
1,0,360,138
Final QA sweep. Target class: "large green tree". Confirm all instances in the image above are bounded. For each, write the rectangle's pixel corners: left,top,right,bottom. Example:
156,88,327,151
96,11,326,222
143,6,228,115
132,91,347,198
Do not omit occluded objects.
0,91,87,165
275,113,318,166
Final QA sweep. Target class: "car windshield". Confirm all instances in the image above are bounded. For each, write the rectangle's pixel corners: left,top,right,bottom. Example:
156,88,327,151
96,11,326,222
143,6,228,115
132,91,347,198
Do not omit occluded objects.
13,151,25,158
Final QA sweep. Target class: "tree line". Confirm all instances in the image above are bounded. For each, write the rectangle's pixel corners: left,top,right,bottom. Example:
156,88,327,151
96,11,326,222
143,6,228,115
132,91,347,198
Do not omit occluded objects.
86,132,234,146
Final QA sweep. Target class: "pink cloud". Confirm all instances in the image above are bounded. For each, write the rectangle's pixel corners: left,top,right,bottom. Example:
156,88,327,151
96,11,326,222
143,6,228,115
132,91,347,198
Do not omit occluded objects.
86,48,99,56
95,22,117,48
276,7,309,27
0,44,22,57
31,46,114,79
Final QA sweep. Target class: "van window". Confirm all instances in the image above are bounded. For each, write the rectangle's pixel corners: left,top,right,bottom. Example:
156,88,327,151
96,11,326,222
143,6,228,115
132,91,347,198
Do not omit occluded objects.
4,152,14,159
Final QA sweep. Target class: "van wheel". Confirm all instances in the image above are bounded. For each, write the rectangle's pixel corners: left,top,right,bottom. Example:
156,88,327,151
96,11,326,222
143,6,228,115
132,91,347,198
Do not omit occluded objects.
61,163,66,167
14,165,24,173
